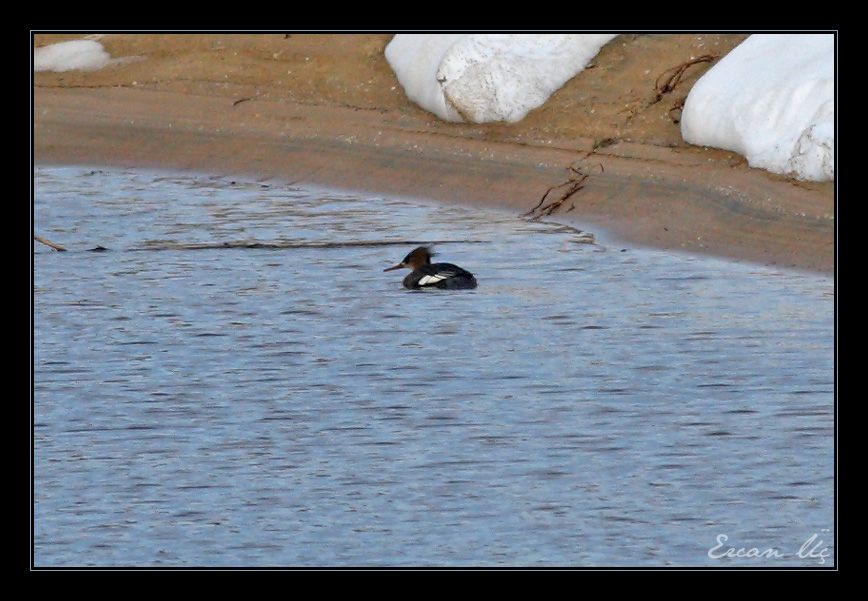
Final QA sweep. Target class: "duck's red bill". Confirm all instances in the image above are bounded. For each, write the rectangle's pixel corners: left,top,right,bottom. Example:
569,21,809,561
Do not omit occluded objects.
383,263,404,272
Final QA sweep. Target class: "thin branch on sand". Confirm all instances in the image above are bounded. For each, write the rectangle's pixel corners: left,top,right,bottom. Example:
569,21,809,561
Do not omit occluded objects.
668,97,686,124
651,54,718,105
523,163,593,220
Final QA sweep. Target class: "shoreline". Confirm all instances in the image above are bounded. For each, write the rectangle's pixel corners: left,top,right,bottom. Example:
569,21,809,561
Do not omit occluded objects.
33,158,831,280
33,34,833,274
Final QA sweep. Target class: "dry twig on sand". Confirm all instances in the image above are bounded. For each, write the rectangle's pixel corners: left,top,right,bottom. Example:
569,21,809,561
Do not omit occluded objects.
668,97,686,124
651,54,718,105
523,164,594,220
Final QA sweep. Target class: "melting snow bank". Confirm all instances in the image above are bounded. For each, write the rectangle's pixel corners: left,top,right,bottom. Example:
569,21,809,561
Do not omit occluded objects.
681,34,834,182
385,34,617,123
34,40,113,72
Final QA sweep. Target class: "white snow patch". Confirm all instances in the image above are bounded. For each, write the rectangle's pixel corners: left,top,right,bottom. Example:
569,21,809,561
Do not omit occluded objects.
681,34,834,181
385,34,617,123
35,40,114,72
385,35,466,121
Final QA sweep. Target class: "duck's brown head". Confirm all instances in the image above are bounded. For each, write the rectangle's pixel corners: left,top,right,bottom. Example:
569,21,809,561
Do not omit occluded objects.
383,246,434,272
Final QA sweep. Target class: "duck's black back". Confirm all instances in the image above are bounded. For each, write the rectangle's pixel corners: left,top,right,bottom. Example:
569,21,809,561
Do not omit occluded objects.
403,262,478,290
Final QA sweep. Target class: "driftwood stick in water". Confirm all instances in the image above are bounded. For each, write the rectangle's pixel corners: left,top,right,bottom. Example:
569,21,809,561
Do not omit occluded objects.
34,235,67,252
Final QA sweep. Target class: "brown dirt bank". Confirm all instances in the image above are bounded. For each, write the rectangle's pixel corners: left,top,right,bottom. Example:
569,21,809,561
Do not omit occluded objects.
34,33,833,273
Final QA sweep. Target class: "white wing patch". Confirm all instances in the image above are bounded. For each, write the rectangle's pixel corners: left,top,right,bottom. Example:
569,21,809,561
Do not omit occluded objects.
418,271,456,286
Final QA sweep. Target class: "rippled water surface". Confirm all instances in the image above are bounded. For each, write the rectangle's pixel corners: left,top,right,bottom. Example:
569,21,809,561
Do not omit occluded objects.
33,166,835,567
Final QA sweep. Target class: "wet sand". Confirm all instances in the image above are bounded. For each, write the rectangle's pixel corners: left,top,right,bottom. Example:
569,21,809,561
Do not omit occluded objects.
34,33,833,273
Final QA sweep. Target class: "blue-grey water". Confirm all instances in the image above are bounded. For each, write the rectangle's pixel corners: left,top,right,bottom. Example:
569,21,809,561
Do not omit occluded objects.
33,166,835,567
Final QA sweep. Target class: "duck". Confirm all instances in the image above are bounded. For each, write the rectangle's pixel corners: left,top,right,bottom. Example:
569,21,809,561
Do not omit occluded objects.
383,246,478,290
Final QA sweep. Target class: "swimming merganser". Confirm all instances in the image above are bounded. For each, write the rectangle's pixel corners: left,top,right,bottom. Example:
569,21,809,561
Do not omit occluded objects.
383,246,478,290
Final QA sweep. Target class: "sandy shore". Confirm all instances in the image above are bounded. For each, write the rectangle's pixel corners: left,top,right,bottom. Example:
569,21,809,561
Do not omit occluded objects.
34,34,833,273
